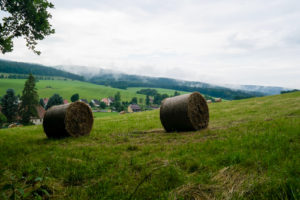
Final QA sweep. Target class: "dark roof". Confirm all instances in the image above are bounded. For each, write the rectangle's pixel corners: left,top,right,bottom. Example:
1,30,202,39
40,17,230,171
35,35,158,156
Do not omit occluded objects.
80,99,88,103
92,99,101,104
130,104,141,110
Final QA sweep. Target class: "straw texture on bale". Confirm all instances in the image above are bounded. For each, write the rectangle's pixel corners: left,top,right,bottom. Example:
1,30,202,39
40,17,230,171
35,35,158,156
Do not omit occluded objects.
43,101,93,138
160,92,209,132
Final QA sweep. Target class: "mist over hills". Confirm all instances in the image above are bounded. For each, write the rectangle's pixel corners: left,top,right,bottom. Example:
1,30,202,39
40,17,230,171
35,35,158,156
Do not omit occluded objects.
0,59,292,99
224,84,291,96
53,65,289,98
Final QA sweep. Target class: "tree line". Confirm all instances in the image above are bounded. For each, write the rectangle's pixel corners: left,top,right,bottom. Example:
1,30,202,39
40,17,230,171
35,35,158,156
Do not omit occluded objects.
89,74,263,100
0,74,39,126
0,74,67,80
280,89,299,94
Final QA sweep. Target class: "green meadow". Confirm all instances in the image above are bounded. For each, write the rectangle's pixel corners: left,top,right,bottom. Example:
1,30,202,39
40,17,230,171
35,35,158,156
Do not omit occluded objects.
0,92,299,199
0,79,144,102
93,112,119,118
0,79,190,103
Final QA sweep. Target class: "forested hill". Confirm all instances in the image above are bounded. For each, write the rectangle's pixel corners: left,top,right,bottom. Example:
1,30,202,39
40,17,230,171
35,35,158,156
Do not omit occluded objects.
0,59,264,100
0,59,84,81
89,73,264,100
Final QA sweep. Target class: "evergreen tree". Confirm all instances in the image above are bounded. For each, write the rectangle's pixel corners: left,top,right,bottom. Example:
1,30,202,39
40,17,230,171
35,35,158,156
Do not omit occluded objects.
89,101,95,108
114,92,122,111
46,94,63,110
161,94,169,100
39,98,45,108
0,113,7,126
153,94,162,105
131,97,138,104
114,92,121,103
100,102,107,109
19,74,39,124
139,98,144,104
146,95,150,106
1,89,18,122
71,93,79,102
174,91,180,96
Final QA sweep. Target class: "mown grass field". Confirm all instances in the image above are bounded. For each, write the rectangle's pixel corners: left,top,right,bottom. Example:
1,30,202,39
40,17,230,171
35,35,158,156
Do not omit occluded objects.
0,79,190,102
0,92,299,199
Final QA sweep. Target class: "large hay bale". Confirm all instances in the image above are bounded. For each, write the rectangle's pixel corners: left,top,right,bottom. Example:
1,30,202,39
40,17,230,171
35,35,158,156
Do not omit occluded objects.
160,92,209,132
43,101,93,138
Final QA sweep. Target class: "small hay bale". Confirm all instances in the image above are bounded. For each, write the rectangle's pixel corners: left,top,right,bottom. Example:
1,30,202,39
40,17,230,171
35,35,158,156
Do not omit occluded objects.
160,92,209,132
43,102,93,138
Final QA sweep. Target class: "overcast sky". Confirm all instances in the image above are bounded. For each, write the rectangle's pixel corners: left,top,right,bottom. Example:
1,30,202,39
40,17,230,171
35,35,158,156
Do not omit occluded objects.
1,0,300,88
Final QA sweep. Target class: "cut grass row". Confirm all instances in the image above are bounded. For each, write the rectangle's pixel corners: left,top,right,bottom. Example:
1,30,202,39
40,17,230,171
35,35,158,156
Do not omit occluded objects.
0,92,299,199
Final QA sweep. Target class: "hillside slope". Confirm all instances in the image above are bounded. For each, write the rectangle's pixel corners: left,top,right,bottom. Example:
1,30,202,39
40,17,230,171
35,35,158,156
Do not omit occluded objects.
89,73,264,100
0,79,147,102
0,59,275,99
0,92,299,199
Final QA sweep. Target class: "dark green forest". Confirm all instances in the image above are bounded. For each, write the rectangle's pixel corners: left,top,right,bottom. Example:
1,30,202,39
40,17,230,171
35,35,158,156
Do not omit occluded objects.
90,74,264,100
0,59,84,81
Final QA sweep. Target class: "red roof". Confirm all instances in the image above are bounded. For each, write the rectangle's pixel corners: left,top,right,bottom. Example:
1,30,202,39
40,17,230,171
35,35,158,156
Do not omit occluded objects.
64,99,68,104
36,106,46,119
101,98,111,106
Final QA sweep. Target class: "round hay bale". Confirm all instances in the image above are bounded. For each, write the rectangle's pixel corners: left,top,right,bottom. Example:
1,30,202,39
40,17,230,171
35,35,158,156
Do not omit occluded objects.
160,92,209,132
43,101,93,138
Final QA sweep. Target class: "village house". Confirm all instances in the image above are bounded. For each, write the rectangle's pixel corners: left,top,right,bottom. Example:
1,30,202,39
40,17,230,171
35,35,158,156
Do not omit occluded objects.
149,96,154,104
43,98,49,106
79,99,88,104
30,105,46,125
207,100,212,103
63,99,69,104
150,105,159,110
215,98,222,102
91,99,101,107
101,97,114,106
128,104,141,113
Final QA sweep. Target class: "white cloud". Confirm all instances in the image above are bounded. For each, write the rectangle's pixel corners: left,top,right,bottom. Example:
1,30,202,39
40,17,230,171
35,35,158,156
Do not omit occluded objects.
1,0,300,88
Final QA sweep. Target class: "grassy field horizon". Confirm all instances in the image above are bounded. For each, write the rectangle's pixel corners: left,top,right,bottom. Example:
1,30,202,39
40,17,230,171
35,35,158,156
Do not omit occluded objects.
0,91,299,199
